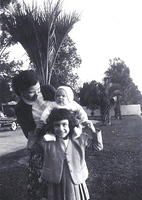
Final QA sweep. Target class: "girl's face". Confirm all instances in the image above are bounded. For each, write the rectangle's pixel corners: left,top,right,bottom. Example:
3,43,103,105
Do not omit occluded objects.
53,119,70,139
56,89,69,106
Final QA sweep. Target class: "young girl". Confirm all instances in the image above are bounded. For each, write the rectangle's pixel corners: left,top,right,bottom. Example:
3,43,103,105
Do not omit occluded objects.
40,108,103,200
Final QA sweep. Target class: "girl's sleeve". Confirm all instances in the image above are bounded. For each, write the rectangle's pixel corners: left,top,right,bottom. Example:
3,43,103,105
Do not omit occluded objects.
92,128,103,151
82,121,103,151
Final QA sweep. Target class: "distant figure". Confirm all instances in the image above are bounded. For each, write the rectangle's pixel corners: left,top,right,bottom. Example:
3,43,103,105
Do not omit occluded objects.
100,96,111,125
114,95,122,119
99,84,113,126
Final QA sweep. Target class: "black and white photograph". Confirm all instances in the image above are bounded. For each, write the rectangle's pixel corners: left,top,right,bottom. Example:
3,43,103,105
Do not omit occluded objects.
0,0,142,199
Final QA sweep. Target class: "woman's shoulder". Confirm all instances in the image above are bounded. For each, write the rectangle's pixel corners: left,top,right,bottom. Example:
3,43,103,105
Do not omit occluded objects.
15,100,32,113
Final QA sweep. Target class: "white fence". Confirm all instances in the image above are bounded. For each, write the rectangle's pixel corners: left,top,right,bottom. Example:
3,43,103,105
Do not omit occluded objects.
120,105,141,116
83,104,142,117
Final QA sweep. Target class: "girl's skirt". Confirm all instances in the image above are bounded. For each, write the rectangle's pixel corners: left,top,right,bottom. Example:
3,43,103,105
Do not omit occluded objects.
43,160,90,200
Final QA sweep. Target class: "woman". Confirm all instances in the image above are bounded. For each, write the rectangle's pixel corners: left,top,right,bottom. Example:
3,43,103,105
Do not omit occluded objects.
12,70,56,200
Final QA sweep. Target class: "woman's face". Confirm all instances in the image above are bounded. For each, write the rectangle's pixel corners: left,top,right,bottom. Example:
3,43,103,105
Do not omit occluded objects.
21,82,41,102
53,119,70,139
56,89,69,106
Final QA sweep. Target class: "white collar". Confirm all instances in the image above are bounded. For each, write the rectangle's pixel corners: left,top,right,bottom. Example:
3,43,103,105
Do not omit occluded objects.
22,94,44,106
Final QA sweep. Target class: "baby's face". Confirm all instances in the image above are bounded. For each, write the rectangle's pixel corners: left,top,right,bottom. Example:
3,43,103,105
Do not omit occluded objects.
56,89,69,106
53,119,70,139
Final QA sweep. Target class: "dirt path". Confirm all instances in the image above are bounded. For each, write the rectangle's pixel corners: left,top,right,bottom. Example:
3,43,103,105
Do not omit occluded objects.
0,128,27,156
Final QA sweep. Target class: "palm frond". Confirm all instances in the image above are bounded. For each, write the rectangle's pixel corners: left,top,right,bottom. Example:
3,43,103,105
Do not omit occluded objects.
2,0,80,84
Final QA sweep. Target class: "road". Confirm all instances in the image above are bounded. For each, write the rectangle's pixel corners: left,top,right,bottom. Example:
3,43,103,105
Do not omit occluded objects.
0,127,27,156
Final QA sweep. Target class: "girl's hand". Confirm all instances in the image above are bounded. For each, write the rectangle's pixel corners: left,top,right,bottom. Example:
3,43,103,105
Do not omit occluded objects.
73,125,82,138
82,120,96,133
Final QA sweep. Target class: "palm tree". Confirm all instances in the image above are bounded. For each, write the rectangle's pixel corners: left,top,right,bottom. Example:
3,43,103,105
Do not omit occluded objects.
1,0,79,84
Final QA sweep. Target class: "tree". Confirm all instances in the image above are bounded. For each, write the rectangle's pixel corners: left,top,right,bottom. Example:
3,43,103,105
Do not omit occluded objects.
0,55,23,105
79,80,116,124
0,0,16,59
0,0,15,8
50,36,81,90
79,81,100,110
0,26,23,104
1,0,80,85
0,78,12,106
105,58,131,88
0,2,22,82
104,57,142,104
0,29,23,81
122,82,142,104
0,31,13,59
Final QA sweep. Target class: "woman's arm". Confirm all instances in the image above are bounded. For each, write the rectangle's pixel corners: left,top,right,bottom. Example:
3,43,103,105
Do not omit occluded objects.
15,102,36,138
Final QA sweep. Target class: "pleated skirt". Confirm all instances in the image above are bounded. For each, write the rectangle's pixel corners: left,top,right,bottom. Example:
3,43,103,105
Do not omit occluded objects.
44,161,90,200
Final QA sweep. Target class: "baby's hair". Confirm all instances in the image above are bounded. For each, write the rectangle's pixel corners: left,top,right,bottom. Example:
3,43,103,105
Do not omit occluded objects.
41,84,56,101
46,108,77,134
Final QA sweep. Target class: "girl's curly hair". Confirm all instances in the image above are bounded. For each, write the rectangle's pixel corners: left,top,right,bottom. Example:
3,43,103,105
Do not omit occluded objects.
46,108,77,135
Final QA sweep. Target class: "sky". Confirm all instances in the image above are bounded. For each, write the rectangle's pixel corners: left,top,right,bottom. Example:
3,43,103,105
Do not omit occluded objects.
10,0,142,92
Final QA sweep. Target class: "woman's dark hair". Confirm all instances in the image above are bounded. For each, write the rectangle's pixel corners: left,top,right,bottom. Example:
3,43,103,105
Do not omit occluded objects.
12,70,39,96
46,108,77,135
41,84,56,101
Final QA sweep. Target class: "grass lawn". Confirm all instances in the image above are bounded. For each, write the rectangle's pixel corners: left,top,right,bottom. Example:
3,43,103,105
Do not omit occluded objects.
0,115,142,200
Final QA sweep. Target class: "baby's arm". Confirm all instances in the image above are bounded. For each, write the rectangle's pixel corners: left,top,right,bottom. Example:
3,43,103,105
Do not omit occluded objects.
71,102,88,138
73,101,88,123
33,107,51,141
40,101,58,124
40,107,51,124
34,103,53,135
36,103,57,141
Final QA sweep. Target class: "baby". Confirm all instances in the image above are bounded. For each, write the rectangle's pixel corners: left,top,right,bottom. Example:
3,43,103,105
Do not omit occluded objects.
41,86,88,123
